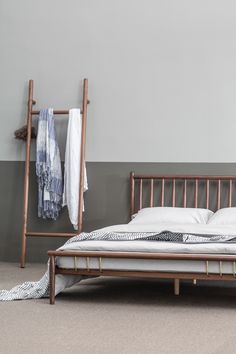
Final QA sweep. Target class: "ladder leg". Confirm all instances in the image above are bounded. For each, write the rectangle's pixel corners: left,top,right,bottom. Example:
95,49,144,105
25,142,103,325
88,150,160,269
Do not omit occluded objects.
20,79,34,268
78,78,89,233
20,233,27,268
49,256,56,305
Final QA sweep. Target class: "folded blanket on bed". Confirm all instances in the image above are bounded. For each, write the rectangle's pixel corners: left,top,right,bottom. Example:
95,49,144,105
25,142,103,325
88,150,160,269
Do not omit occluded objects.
36,108,63,220
1,229,236,301
64,230,236,243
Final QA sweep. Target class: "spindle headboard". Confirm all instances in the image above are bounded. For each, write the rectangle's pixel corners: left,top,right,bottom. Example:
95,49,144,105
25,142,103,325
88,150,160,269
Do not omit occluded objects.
130,173,236,218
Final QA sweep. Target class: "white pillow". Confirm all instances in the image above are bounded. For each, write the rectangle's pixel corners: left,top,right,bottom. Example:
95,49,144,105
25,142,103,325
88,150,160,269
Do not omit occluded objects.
207,207,236,225
130,207,213,225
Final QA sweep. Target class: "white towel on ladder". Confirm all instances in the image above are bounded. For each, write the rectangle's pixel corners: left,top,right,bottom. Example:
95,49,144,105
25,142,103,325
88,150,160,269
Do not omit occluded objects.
63,108,88,230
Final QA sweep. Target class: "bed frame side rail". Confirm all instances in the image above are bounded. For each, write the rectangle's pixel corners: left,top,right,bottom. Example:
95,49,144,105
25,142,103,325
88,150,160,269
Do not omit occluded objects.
48,250,236,304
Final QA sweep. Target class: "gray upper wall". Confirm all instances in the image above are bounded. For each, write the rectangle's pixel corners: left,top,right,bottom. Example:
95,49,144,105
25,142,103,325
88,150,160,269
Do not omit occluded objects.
1,0,236,162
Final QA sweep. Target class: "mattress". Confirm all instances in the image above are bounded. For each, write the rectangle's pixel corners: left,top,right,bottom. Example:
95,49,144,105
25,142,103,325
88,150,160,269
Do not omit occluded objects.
57,240,236,275
57,256,236,275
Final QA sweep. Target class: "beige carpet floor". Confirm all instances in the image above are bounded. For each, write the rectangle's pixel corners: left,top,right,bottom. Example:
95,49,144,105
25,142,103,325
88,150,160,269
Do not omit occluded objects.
1,262,236,354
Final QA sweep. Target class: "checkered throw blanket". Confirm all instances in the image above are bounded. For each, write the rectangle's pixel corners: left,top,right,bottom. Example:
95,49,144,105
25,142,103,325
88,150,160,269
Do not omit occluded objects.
1,230,236,301
36,109,63,220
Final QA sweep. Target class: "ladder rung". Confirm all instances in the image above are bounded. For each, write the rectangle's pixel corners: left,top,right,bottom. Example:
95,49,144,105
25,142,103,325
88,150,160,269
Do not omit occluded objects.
26,232,77,238
31,110,84,115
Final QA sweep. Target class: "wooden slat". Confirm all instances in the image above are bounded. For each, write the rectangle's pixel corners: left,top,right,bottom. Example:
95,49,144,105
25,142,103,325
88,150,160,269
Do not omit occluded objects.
206,179,210,209
172,179,176,207
161,178,165,206
217,179,221,210
150,179,154,207
32,110,73,115
130,172,135,218
26,232,77,237
183,179,187,208
229,179,232,207
195,179,198,208
174,279,180,295
139,179,143,210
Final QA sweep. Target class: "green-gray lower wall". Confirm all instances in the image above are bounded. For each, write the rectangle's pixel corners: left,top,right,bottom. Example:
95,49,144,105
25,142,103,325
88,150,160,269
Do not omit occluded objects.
1,161,236,263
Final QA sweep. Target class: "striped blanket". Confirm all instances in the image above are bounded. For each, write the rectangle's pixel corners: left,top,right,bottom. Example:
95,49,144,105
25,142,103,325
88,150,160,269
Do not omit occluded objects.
36,109,63,220
1,230,236,301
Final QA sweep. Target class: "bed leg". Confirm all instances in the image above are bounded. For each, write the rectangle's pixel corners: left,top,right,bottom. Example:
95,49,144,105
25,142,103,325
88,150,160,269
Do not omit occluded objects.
49,256,55,305
174,279,180,296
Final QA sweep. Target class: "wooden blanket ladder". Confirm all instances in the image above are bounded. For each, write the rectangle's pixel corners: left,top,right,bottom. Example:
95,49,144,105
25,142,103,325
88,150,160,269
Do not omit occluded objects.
19,79,89,267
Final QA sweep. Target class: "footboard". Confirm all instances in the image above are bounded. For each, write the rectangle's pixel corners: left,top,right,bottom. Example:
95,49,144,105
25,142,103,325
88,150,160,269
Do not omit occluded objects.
48,250,236,304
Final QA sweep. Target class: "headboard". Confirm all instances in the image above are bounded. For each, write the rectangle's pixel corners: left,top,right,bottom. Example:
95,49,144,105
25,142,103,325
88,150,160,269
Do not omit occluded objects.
130,172,236,218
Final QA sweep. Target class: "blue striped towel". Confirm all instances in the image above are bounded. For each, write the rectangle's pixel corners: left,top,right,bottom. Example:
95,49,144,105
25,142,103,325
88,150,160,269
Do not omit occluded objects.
36,109,63,219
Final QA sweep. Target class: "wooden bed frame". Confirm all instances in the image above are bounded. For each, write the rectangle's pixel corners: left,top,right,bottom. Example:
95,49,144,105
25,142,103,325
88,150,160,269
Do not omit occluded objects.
48,173,236,304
